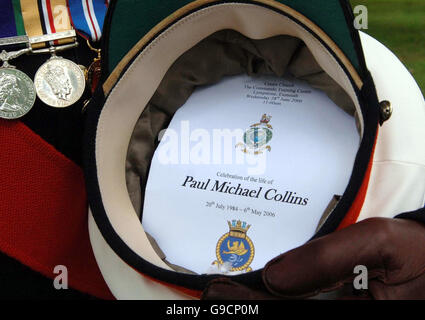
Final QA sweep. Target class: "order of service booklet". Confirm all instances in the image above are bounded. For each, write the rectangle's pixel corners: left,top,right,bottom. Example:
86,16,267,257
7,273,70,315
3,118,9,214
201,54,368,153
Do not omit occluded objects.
141,74,359,275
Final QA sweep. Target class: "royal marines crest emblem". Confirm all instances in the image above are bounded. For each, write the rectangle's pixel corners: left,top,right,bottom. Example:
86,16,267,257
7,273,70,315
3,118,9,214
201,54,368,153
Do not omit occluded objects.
236,114,273,154
213,220,254,273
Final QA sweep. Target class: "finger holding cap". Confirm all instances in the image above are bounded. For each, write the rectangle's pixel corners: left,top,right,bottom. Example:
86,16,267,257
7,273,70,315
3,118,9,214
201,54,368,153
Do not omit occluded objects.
262,218,425,298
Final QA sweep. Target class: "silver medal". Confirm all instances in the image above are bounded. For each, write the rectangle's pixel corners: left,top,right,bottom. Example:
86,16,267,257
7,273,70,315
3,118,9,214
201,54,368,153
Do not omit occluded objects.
34,55,85,108
0,49,36,120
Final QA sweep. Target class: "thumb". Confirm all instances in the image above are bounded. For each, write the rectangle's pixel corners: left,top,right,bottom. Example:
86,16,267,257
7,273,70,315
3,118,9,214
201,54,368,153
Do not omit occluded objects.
262,218,425,298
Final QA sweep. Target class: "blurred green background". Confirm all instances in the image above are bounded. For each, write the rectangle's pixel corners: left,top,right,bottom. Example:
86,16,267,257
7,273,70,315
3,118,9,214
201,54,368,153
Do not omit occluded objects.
350,0,424,95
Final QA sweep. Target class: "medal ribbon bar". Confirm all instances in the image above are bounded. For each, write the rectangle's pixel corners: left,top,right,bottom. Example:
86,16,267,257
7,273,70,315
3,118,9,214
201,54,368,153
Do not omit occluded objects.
0,3,35,121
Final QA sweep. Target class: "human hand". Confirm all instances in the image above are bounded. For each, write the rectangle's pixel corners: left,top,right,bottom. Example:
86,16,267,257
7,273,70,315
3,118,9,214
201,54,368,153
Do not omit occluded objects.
202,218,425,300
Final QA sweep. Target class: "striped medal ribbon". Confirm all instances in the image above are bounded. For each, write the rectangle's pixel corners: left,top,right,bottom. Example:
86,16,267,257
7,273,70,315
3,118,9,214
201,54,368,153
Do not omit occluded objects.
0,0,26,40
67,0,108,42
21,0,76,47
68,0,109,93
